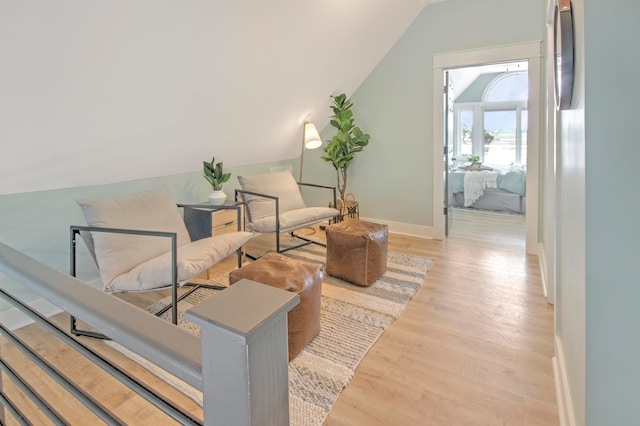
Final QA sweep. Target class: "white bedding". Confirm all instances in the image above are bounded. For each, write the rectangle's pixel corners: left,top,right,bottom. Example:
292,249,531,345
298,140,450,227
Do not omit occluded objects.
463,171,499,206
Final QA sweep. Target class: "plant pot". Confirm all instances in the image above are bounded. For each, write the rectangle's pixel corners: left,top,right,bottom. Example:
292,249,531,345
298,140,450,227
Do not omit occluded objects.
208,190,227,205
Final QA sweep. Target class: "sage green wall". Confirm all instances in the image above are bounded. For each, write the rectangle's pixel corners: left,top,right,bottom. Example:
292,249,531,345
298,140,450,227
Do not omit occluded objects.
303,0,544,232
551,0,640,423
584,0,640,423
0,160,293,311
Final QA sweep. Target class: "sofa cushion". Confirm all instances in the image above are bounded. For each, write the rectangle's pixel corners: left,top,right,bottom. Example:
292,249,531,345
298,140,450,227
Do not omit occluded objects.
237,171,306,221
77,186,192,289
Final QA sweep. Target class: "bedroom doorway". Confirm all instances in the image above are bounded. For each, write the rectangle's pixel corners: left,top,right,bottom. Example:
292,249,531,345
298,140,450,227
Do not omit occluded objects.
432,41,541,255
446,61,528,246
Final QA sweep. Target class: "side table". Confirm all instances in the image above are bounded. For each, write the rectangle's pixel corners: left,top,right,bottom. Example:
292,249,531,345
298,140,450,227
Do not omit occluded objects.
179,200,244,268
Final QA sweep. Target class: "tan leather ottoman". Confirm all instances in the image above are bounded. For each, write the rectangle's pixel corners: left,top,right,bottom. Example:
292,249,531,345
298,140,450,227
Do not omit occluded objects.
228,252,323,360
325,220,388,287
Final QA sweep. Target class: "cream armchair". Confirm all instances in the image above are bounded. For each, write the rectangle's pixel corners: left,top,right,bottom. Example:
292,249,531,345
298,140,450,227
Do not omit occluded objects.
235,171,339,258
71,186,253,337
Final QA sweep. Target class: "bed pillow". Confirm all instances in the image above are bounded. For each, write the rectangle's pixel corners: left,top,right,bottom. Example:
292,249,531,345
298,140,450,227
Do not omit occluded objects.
498,170,526,196
77,186,192,289
237,171,306,221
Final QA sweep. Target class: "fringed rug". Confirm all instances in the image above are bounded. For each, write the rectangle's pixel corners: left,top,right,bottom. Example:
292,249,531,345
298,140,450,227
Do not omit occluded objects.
110,243,433,426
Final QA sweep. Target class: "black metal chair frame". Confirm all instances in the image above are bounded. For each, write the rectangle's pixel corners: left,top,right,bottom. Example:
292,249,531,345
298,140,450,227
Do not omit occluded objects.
235,182,337,259
69,204,243,340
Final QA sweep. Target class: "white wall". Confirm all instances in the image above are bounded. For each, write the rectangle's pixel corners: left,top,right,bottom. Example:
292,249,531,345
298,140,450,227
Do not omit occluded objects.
554,0,586,421
0,0,430,195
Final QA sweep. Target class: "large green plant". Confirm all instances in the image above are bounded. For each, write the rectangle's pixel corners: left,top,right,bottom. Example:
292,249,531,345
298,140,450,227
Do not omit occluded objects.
321,93,370,201
203,156,231,190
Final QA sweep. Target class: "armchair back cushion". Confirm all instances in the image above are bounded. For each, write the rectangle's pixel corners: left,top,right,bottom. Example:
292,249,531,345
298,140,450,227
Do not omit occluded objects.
237,171,306,222
77,186,192,288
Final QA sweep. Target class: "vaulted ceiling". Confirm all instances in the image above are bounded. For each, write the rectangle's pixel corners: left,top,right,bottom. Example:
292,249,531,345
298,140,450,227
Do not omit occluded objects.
1,0,446,194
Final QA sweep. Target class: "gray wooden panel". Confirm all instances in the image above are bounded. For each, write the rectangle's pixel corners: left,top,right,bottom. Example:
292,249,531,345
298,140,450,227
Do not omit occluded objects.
185,279,299,426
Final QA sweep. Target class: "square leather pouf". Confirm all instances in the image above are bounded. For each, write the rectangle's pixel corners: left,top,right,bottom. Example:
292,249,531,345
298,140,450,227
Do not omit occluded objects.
325,220,388,287
229,252,323,360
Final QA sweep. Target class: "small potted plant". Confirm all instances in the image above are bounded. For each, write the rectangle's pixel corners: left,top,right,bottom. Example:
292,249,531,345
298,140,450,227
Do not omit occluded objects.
203,156,231,205
467,155,482,170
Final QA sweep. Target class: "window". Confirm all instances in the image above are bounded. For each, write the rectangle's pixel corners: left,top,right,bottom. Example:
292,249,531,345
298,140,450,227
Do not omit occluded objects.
483,107,528,166
459,109,473,157
453,71,528,168
484,72,528,102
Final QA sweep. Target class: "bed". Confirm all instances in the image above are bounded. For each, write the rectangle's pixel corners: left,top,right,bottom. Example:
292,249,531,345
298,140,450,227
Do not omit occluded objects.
448,168,526,214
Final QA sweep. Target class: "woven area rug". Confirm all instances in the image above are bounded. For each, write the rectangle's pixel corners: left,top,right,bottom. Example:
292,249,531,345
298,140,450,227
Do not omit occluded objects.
110,243,433,425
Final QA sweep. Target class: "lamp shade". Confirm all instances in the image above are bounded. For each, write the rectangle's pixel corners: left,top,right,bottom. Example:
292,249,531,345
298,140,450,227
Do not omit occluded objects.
303,122,322,149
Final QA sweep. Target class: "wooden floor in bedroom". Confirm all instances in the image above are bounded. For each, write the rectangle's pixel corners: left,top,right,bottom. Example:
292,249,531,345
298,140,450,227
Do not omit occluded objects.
448,207,526,249
0,211,558,425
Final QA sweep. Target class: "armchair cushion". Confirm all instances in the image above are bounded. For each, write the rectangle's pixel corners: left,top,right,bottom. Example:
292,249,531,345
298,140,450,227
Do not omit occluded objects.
110,232,253,292
237,171,306,221
250,207,340,233
77,186,193,288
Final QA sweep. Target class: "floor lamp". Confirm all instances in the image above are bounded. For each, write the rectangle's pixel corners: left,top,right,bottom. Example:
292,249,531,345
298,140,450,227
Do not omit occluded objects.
299,122,322,182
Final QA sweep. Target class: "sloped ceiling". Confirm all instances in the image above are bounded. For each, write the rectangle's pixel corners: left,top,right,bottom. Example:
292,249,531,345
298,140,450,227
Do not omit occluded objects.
1,0,445,194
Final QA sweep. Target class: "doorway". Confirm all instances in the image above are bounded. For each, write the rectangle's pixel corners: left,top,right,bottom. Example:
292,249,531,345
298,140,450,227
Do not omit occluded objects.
445,61,528,246
432,42,542,255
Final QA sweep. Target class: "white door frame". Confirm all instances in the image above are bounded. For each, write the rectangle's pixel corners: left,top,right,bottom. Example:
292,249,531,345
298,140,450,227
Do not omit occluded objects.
432,41,543,255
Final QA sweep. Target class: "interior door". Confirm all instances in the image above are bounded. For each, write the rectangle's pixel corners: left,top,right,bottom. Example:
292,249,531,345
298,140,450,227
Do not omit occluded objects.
444,71,454,236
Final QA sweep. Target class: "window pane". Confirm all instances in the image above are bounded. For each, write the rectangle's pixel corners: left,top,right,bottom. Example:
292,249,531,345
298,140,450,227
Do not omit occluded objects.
459,110,473,157
483,110,516,166
485,72,528,102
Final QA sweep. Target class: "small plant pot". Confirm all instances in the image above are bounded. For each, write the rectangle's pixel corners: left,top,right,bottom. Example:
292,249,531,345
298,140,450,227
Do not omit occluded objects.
208,190,227,205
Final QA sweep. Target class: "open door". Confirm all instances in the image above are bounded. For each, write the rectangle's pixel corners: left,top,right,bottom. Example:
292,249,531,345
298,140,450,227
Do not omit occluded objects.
444,71,454,236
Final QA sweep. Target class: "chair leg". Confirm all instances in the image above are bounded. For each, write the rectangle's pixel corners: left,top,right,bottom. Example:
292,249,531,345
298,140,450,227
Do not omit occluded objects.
70,315,109,340
276,231,326,254
153,282,227,318
290,231,327,247
70,283,209,339
243,230,327,259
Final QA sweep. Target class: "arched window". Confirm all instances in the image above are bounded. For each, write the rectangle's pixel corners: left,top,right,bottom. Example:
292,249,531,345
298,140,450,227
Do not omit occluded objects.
453,70,528,168
484,72,528,102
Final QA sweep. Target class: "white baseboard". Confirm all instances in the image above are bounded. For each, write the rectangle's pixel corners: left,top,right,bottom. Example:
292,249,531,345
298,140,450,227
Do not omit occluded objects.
538,243,551,302
553,336,576,426
0,298,63,331
359,216,439,240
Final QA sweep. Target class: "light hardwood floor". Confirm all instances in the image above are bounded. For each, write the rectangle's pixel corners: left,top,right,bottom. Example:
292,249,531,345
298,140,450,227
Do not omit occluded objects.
1,210,558,425
325,210,557,425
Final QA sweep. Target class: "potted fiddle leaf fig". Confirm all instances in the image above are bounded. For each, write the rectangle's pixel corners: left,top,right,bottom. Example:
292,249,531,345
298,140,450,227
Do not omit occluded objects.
203,156,231,205
321,93,370,202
